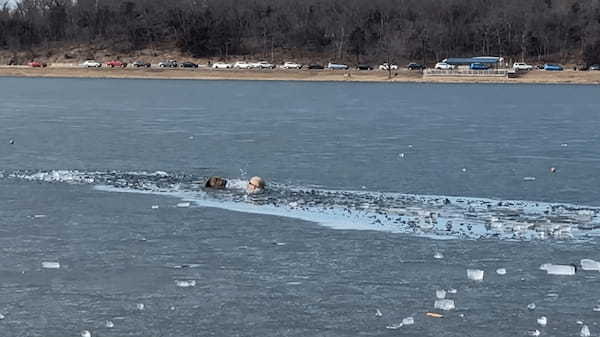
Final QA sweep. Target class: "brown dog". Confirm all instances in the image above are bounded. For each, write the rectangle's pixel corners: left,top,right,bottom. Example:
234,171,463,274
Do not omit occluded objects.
205,176,227,189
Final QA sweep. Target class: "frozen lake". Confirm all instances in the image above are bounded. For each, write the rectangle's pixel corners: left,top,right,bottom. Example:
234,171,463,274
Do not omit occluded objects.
1,78,599,336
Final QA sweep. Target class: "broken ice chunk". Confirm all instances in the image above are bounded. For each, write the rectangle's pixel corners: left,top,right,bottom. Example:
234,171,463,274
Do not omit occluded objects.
537,316,547,327
42,261,60,269
176,202,191,208
402,317,414,326
581,325,591,337
0,313,4,320
580,259,600,271
175,280,196,288
527,330,540,337
527,303,536,311
433,252,444,259
81,330,91,337
136,303,145,311
375,309,383,317
467,269,484,281
105,320,114,328
496,268,507,275
436,289,446,299
151,205,159,209
434,299,455,311
540,264,575,275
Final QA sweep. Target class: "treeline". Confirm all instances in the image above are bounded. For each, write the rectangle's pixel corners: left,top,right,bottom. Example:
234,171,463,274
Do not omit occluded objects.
1,0,600,64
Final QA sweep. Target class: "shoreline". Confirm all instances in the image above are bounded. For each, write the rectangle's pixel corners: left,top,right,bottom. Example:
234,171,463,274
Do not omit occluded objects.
1,66,600,85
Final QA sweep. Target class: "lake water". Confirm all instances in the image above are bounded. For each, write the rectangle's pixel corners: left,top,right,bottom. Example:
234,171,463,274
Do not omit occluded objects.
1,78,600,336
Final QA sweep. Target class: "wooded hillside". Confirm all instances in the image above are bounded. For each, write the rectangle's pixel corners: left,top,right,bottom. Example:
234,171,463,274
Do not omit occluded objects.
1,0,600,64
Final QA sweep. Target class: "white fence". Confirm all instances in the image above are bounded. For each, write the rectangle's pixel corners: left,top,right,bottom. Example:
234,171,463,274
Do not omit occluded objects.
424,69,509,77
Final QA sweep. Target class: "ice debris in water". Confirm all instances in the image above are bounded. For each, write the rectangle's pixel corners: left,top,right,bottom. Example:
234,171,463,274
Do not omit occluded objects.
151,205,159,209
375,309,383,317
433,252,444,259
527,303,536,311
385,317,414,329
523,177,536,181
436,289,446,299
467,269,484,281
581,325,591,337
537,316,547,327
527,329,541,337
176,202,191,208
175,280,196,288
496,268,507,275
540,264,575,276
136,303,145,311
434,299,455,311
580,259,600,271
42,261,60,269
0,313,4,320
447,288,457,294
105,320,114,328
81,330,91,337
593,304,600,312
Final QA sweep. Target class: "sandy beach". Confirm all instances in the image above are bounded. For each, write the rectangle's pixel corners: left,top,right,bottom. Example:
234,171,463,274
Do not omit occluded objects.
1,65,599,84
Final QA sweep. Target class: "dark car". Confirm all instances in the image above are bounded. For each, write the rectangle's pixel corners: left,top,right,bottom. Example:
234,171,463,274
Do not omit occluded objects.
407,63,425,70
357,64,373,70
158,60,178,68
307,64,324,70
132,61,151,68
180,62,198,68
535,64,545,70
590,64,600,71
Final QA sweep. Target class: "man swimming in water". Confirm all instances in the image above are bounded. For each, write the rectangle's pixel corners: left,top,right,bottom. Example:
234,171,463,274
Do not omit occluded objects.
247,176,266,193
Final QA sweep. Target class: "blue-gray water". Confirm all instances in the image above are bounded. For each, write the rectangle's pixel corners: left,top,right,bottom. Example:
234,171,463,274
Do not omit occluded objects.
1,78,600,337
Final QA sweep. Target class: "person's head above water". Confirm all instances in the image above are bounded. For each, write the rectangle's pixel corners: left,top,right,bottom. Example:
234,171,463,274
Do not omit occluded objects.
247,176,266,193
205,176,227,189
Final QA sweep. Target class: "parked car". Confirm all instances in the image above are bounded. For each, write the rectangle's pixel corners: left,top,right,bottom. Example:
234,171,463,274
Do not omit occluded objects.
434,62,454,70
307,64,324,70
535,64,545,70
28,61,47,68
212,62,232,69
158,60,178,68
356,64,373,70
407,63,425,70
132,61,151,68
105,60,127,68
233,61,252,69
80,60,101,68
379,63,398,70
252,61,275,69
544,64,563,71
512,62,533,71
180,62,198,68
589,64,600,71
280,62,302,69
327,62,349,70
469,63,490,70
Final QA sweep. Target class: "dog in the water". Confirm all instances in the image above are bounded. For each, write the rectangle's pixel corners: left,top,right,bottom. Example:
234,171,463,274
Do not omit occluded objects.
205,176,227,189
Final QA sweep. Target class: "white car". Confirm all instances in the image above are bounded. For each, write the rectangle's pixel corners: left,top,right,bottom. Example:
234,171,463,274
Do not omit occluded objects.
513,62,533,71
212,62,232,69
252,61,275,69
378,63,398,70
435,62,454,70
80,60,101,68
233,61,252,69
280,62,302,69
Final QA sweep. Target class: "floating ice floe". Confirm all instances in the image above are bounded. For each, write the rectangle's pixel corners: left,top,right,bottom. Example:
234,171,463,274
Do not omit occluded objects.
527,329,540,337
176,202,191,208
81,330,91,337
151,205,159,209
580,259,600,271
434,299,455,311
41,261,60,269
136,303,145,311
105,320,114,328
581,325,591,337
375,309,383,317
33,214,47,218
385,317,414,329
175,280,196,288
436,289,446,299
467,269,484,281
593,305,600,312
527,303,536,311
540,264,575,276
433,252,444,259
447,288,457,294
523,177,536,181
496,268,507,275
0,313,4,320
537,316,547,327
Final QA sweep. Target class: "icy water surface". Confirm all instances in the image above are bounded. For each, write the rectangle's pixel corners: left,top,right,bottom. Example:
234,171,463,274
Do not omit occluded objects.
1,78,600,336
